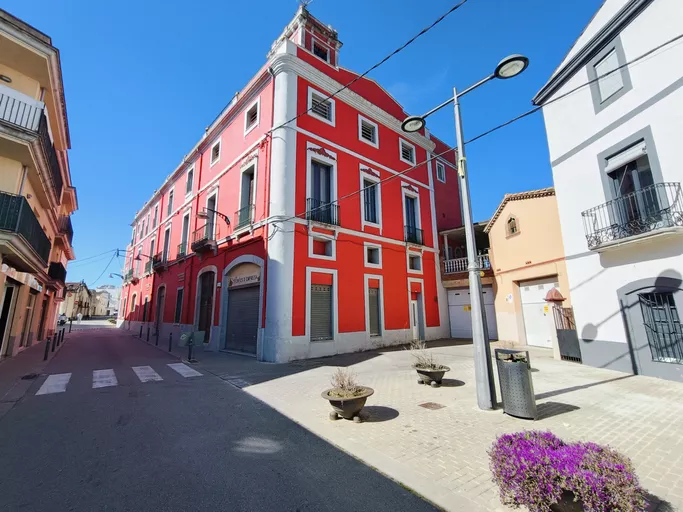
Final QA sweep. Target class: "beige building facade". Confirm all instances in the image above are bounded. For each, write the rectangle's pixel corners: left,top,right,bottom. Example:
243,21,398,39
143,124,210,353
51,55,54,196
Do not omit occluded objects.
59,283,90,319
0,9,77,356
485,188,571,348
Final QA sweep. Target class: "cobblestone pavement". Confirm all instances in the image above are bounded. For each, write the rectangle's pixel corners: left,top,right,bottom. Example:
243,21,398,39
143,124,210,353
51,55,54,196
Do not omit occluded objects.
236,343,683,511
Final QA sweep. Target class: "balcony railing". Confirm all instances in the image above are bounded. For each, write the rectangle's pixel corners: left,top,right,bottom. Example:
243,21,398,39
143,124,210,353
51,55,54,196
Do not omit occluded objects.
235,204,254,230
443,252,491,275
191,223,220,253
144,259,153,275
48,261,67,283
152,253,165,269
0,86,63,202
306,198,340,226
0,191,51,266
404,225,424,245
581,183,683,250
58,215,74,246
177,242,187,259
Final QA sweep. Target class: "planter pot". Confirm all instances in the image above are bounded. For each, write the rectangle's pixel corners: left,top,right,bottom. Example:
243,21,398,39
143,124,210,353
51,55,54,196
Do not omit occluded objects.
415,366,450,387
322,386,374,422
550,492,584,512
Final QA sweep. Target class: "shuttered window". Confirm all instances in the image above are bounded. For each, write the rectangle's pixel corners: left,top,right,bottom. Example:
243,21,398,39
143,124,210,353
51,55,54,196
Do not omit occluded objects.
310,284,332,341
361,119,376,143
311,93,332,121
595,49,623,102
400,140,415,163
369,288,380,336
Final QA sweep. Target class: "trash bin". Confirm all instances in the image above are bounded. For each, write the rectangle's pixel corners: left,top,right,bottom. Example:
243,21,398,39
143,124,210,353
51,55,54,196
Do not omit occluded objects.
495,348,536,420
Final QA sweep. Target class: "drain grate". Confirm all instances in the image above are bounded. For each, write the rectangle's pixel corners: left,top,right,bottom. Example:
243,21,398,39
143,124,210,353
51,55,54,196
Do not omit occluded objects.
419,402,445,410
21,373,39,380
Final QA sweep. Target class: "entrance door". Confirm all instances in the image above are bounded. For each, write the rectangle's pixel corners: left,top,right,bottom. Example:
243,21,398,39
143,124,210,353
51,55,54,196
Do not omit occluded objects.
224,285,260,354
197,271,215,339
20,292,37,347
0,283,17,356
520,277,559,348
155,287,166,335
410,300,419,340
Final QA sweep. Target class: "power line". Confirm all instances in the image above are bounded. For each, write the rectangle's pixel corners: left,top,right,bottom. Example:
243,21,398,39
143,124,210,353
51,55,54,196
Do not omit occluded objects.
89,252,117,287
70,249,118,265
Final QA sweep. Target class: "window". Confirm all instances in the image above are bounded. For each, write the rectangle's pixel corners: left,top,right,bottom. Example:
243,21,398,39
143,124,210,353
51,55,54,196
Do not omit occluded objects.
309,233,335,260
639,292,683,364
131,227,136,244
587,37,632,113
186,168,194,196
408,254,422,272
308,88,335,125
149,238,156,261
153,204,159,228
436,161,446,183
237,166,255,229
167,190,174,216
174,288,184,324
205,194,217,239
363,179,379,224
507,216,518,236
400,140,416,164
180,213,190,254
245,100,259,134
210,141,221,166
312,41,329,62
310,284,332,341
146,215,150,235
365,244,381,268
162,227,171,262
308,160,336,224
312,238,333,257
135,249,142,276
141,221,146,238
358,116,378,147
368,287,381,336
404,193,422,244
131,294,137,313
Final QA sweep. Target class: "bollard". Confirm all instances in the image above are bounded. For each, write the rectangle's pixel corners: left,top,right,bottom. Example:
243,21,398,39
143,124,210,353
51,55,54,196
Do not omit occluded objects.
51,334,56,352
57,332,60,347
188,337,194,362
69,319,72,333
146,327,150,342
62,329,65,343
155,329,159,346
168,332,172,352
139,325,143,338
43,336,51,361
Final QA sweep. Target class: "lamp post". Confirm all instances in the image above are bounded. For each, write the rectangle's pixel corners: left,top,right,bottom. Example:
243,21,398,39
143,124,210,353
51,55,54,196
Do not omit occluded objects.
401,54,529,410
109,273,124,279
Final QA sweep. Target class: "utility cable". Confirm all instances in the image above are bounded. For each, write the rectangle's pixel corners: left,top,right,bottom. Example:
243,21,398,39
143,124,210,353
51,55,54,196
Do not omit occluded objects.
89,252,117,287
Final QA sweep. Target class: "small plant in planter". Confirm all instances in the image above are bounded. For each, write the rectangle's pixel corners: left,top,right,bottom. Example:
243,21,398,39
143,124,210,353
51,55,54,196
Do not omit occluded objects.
489,431,647,512
321,368,374,423
409,340,450,387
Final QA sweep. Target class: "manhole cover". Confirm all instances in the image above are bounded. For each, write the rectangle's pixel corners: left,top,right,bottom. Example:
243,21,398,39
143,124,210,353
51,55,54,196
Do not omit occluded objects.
419,402,445,410
21,373,39,380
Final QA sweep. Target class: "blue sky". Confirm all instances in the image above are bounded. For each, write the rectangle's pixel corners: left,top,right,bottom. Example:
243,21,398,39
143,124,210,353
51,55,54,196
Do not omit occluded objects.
4,0,603,286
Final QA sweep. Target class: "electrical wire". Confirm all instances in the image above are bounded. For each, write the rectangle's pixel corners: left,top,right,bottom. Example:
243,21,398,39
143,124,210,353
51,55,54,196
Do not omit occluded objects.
89,251,117,287
69,249,117,265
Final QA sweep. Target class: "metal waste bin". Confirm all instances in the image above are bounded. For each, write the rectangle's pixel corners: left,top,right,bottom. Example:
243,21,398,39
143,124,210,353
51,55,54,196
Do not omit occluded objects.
495,349,536,419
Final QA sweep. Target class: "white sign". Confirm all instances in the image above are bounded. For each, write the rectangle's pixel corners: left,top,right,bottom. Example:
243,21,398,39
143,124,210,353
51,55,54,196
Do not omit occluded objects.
506,293,513,303
228,274,260,289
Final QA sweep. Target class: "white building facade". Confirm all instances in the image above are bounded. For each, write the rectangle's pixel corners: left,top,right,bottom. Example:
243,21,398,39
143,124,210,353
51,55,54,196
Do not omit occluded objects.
534,0,683,381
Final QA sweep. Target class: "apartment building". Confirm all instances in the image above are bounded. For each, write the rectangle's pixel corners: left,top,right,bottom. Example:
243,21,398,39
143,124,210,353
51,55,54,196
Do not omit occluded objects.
0,10,77,357
534,0,683,380
59,282,90,319
119,6,460,362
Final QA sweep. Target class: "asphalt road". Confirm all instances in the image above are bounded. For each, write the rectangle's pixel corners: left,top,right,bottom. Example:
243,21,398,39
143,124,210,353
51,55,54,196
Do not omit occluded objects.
0,329,437,512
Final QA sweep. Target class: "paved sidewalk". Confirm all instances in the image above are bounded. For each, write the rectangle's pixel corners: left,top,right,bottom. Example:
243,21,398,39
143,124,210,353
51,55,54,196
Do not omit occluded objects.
183,341,683,511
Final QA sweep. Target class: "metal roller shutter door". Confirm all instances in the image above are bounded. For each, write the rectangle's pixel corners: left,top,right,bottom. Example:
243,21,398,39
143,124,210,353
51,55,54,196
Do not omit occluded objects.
311,285,332,341
225,286,260,354
368,288,380,336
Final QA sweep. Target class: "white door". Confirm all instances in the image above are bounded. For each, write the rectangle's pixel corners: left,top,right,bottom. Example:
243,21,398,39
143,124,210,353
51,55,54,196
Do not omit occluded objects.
519,277,559,348
447,286,498,340
410,300,419,340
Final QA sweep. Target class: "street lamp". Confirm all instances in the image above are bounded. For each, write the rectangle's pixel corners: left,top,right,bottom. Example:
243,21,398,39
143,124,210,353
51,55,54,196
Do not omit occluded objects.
109,273,124,279
196,207,230,225
401,54,529,411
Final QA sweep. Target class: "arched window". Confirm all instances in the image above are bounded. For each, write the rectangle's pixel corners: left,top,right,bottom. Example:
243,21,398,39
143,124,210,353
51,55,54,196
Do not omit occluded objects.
507,216,519,236
131,293,137,313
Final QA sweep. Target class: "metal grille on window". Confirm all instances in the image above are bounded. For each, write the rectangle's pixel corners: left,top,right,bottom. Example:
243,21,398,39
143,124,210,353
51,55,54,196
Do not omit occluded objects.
311,95,331,120
639,292,683,364
361,121,376,143
310,284,332,341
401,143,414,162
247,106,258,127
369,288,380,336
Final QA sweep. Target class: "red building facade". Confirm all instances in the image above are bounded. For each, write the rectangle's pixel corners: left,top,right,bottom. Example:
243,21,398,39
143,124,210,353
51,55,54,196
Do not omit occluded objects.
119,7,461,362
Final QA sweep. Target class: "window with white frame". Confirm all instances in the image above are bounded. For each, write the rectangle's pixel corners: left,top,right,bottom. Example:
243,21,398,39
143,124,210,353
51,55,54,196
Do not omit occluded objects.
365,244,381,268
312,40,329,62
167,190,174,216
210,141,221,166
308,88,334,125
358,116,378,147
408,253,422,272
185,168,194,196
368,286,381,336
400,139,416,164
153,204,159,228
245,100,259,133
436,161,446,183
162,226,171,262
362,178,379,225
180,212,190,254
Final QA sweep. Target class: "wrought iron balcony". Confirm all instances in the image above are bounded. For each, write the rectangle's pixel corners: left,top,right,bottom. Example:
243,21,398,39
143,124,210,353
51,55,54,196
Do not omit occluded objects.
152,253,165,271
235,204,254,230
48,262,67,284
306,198,340,226
124,269,134,283
404,225,424,245
581,183,683,250
58,215,73,246
0,191,51,269
144,259,153,275
177,242,187,259
443,252,491,275
191,223,219,253
0,86,63,202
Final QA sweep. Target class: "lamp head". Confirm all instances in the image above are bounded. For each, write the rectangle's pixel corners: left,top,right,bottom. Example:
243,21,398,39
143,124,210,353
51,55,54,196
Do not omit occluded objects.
197,209,210,219
494,54,529,79
401,116,426,133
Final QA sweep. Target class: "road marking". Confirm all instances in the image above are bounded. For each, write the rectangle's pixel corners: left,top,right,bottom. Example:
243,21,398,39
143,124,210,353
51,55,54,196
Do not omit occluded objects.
132,366,163,382
92,369,118,389
168,363,202,378
35,373,72,395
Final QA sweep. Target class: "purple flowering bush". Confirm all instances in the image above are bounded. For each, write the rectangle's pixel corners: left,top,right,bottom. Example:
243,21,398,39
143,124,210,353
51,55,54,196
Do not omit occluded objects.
489,431,646,512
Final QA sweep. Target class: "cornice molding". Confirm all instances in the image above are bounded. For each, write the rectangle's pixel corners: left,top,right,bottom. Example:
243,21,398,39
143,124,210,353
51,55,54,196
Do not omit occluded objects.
269,53,436,153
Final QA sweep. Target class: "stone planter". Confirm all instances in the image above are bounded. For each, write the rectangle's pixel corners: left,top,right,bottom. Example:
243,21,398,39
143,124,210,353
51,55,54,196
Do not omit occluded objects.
321,386,374,422
415,366,450,387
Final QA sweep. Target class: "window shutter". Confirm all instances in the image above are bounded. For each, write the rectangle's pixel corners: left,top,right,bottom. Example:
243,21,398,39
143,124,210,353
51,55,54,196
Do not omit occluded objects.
369,288,380,336
310,285,332,341
604,141,647,173
595,49,624,101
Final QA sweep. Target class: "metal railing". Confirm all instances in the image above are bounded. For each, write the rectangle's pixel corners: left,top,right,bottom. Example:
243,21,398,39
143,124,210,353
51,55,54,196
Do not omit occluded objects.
0,191,51,266
177,242,187,259
582,182,683,249
144,259,153,275
124,269,134,282
48,262,67,283
443,252,491,274
306,198,340,226
404,225,424,245
58,216,73,246
235,204,254,229
38,114,63,201
152,253,164,268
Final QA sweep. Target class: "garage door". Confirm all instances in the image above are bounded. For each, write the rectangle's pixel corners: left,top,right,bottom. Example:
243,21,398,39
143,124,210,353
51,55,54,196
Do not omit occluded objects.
520,277,559,348
447,286,498,340
224,286,260,355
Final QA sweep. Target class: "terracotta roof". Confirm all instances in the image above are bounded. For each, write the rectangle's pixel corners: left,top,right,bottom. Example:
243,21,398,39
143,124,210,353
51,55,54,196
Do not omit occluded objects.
484,187,555,233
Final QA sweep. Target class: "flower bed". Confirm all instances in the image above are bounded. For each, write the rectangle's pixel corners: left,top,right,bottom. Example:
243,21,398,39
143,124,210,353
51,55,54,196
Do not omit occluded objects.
489,431,646,512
